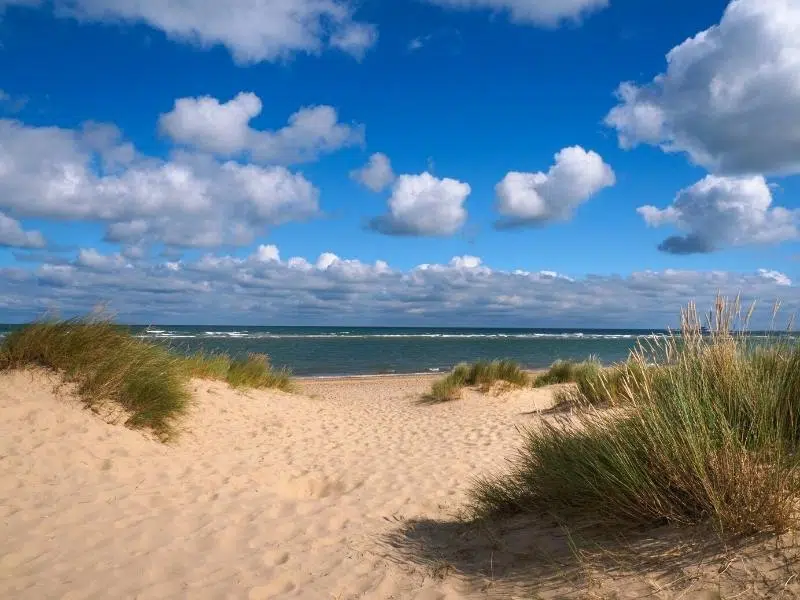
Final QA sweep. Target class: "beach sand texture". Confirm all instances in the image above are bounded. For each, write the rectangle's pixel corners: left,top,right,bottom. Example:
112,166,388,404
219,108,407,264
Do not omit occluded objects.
1,370,553,599
2,370,798,599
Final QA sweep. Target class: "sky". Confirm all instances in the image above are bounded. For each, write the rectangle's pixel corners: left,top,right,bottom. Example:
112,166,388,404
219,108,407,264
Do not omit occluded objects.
0,0,799,327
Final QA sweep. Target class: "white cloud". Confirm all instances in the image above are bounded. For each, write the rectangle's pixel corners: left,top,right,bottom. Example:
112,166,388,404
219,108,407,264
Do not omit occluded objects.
253,244,280,263
76,248,128,271
0,211,45,248
638,175,799,254
605,0,800,175
758,269,792,287
350,152,395,192
426,0,609,27
330,22,378,60
449,255,482,270
0,118,320,248
495,146,615,227
316,252,340,270
3,245,797,327
158,92,261,155
7,0,376,64
369,172,471,236
159,92,364,163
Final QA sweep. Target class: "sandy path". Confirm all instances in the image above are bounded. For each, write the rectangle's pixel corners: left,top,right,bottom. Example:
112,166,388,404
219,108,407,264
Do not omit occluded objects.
0,370,553,599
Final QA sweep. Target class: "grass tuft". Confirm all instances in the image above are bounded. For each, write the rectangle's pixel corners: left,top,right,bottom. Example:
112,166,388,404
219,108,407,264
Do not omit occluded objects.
533,359,591,387
535,358,637,408
180,351,292,391
180,351,232,381
472,297,800,537
0,318,294,440
0,318,189,440
225,353,293,391
427,360,529,403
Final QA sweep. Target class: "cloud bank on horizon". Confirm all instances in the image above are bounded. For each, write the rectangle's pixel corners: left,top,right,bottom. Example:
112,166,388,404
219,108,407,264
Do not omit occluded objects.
0,0,798,325
1,245,792,327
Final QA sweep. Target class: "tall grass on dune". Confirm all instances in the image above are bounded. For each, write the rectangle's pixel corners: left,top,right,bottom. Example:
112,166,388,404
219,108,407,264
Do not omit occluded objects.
0,318,294,440
179,351,232,381
179,351,292,391
428,360,529,402
472,298,800,536
225,353,293,391
0,319,190,439
533,358,599,387
536,356,658,409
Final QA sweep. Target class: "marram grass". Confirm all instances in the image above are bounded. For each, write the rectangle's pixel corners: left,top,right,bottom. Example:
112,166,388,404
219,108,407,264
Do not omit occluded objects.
535,357,652,409
0,318,292,440
471,298,800,537
428,360,529,402
533,359,600,387
180,351,293,392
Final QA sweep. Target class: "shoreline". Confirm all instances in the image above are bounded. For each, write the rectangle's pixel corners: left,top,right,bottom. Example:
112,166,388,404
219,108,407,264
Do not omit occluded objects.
295,371,444,382
295,368,546,383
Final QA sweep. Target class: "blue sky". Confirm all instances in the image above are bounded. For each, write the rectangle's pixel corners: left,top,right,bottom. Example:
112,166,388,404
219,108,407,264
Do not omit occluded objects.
0,0,798,326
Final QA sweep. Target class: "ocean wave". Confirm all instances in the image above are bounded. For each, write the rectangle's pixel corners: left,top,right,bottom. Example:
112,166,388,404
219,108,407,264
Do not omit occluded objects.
134,331,670,341
136,333,198,339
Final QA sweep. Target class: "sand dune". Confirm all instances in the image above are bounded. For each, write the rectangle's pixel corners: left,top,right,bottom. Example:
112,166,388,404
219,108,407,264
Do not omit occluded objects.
2,370,798,599
0,370,556,599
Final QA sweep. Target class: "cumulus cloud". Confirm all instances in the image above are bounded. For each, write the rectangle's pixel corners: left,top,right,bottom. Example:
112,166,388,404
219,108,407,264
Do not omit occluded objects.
253,244,280,263
426,0,608,27
6,0,376,64
0,211,45,248
449,255,483,270
2,245,796,327
350,152,395,192
638,175,799,254
369,172,471,236
0,118,320,248
495,146,615,228
159,92,364,163
76,248,128,271
758,269,792,287
605,0,800,175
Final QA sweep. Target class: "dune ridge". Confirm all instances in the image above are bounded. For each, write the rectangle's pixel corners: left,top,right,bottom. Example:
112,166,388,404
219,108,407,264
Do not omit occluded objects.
2,369,798,599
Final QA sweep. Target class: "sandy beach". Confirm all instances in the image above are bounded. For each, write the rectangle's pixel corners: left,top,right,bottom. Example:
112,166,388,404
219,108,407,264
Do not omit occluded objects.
2,369,798,599
0,370,553,599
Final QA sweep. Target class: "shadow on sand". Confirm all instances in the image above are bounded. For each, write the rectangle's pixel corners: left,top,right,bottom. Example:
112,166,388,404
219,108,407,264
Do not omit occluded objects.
382,512,800,598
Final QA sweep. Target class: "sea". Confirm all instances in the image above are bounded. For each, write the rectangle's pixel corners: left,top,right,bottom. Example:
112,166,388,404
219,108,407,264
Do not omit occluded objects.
0,324,674,377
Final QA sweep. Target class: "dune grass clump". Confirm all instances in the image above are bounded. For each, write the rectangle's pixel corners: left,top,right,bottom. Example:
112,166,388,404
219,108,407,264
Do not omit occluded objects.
427,360,529,402
536,358,629,408
429,377,465,403
179,351,292,391
0,318,295,440
180,351,232,381
533,359,596,387
225,353,293,391
0,319,189,439
472,298,800,537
